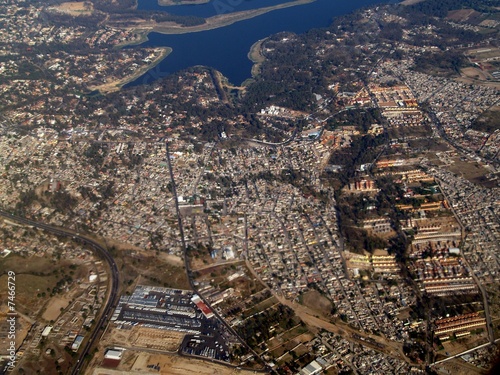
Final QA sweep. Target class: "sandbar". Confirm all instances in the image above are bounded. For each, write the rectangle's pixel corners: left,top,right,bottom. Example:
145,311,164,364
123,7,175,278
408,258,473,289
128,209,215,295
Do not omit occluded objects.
135,0,317,35
158,0,210,6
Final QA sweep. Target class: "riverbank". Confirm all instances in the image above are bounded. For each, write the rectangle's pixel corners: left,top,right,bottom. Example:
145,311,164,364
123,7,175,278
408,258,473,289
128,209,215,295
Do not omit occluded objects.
114,29,150,49
111,0,385,86
87,47,172,94
248,37,267,78
144,0,316,35
401,0,425,5
158,0,210,5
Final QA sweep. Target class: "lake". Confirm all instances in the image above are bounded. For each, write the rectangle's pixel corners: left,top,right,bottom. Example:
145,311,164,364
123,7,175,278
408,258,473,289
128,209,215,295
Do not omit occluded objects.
128,0,395,87
138,0,305,18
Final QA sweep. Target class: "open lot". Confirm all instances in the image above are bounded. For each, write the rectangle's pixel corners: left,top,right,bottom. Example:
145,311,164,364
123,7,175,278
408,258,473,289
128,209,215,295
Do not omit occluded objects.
0,311,31,352
447,9,482,23
434,358,489,375
447,158,496,187
0,273,56,315
456,76,500,90
470,107,500,133
103,326,184,352
300,289,333,318
91,351,255,375
0,253,56,275
51,2,93,16
0,252,91,319
461,67,490,81
41,297,70,321
112,247,190,293
440,334,490,357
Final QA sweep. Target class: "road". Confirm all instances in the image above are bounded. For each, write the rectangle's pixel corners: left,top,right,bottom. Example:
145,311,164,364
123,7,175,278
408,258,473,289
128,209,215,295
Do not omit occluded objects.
430,341,492,367
434,179,495,345
0,209,120,375
164,142,271,373
242,258,410,366
243,108,350,147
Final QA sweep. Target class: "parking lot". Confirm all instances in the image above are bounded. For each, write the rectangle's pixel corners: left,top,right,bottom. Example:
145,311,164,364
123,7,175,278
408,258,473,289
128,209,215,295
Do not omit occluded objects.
111,285,231,362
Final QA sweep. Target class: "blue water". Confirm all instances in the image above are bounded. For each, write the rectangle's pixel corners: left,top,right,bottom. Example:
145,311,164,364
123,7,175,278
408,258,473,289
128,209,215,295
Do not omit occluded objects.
128,0,393,87
138,0,297,18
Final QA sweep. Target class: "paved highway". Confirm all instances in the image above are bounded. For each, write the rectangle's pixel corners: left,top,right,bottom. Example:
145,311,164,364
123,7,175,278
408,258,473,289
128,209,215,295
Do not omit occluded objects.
0,209,120,375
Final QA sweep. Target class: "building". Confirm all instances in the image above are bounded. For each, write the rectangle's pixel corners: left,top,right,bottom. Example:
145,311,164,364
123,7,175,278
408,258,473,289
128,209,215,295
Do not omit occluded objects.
102,348,124,368
298,359,323,375
41,326,52,338
449,248,460,255
71,335,84,352
191,294,214,319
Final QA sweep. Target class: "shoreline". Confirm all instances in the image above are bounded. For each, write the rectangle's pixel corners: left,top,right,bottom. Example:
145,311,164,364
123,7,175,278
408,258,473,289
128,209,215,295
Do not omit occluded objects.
87,47,172,94
400,0,425,5
247,37,267,78
114,29,151,49
136,0,316,35
158,0,211,6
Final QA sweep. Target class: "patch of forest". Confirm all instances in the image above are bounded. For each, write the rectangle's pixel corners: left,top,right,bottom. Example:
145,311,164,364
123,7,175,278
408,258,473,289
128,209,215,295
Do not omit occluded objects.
407,0,500,18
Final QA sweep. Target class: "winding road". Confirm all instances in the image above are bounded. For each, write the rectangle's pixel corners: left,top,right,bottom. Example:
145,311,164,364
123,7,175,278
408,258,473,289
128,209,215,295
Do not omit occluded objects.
0,209,120,375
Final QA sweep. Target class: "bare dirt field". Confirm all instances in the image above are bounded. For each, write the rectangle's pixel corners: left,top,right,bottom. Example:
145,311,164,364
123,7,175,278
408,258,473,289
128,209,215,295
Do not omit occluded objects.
41,296,69,321
101,326,184,352
447,9,479,23
457,67,500,90
447,158,496,187
128,327,184,351
456,76,500,90
132,352,250,374
434,358,488,375
461,67,489,81
52,2,93,16
157,252,184,267
301,289,332,318
441,334,490,357
105,238,190,292
0,311,31,352
0,273,57,316
90,351,255,375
